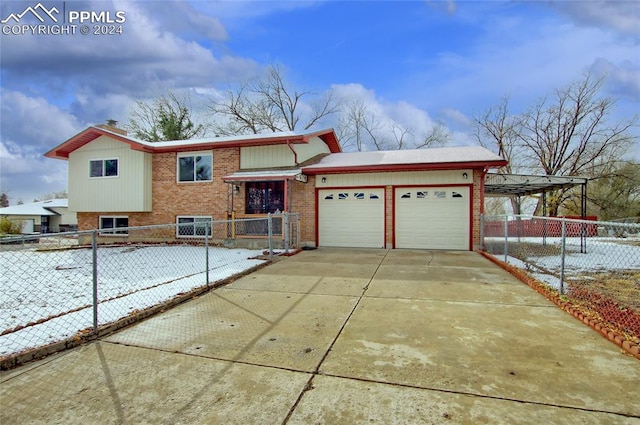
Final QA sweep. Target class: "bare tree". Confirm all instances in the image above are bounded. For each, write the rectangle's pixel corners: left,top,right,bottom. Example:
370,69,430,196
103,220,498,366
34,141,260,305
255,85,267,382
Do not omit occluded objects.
519,74,637,215
475,95,522,213
128,93,206,142
564,161,640,220
210,65,338,135
475,94,520,174
33,190,68,202
336,98,449,151
477,74,638,216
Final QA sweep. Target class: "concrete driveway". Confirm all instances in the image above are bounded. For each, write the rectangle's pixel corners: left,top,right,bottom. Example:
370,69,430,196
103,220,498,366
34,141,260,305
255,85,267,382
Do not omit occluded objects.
2,249,639,424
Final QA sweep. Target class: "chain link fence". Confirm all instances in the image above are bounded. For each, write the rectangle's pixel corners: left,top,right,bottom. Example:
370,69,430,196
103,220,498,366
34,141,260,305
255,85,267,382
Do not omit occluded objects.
482,215,640,343
0,214,299,369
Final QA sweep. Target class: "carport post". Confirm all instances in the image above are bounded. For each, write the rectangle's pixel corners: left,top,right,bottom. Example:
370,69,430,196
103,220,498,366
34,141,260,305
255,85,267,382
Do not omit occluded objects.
504,215,509,263
92,230,98,334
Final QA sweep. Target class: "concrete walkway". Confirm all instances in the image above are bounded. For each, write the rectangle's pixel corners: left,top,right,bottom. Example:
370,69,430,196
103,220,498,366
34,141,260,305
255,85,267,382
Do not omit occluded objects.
2,249,639,424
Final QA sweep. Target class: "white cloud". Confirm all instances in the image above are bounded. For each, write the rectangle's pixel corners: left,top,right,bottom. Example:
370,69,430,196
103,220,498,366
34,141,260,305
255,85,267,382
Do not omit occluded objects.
552,1,640,37
0,91,83,147
330,83,448,150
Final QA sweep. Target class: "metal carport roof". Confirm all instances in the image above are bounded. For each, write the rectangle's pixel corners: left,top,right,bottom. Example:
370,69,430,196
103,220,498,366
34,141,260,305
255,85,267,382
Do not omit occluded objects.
485,173,588,197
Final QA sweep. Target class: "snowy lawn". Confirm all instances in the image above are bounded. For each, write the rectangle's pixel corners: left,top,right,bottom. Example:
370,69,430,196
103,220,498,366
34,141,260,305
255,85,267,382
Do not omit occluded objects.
1,245,268,357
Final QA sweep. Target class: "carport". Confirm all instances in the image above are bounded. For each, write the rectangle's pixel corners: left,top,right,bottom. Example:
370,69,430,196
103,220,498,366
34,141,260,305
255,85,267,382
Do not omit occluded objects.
484,173,589,251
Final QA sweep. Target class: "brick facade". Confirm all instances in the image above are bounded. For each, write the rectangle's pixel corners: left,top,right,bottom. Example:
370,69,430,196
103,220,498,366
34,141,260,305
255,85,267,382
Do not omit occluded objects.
78,147,241,232
73,136,491,250
290,176,317,245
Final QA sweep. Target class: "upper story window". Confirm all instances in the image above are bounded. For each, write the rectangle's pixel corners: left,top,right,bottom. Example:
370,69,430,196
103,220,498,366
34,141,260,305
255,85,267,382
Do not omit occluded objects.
178,153,212,182
90,158,118,178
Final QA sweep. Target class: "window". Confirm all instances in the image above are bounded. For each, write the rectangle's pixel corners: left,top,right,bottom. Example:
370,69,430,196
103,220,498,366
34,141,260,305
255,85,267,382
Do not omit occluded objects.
99,216,128,235
177,217,212,237
90,159,118,178
369,193,380,199
338,193,349,200
417,191,428,199
401,192,411,199
178,153,212,182
324,194,334,200
434,191,446,199
452,192,463,198
246,181,284,214
354,192,364,199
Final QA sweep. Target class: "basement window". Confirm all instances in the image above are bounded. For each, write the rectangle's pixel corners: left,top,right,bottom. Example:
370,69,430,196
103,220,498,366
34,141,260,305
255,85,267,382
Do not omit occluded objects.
99,216,128,236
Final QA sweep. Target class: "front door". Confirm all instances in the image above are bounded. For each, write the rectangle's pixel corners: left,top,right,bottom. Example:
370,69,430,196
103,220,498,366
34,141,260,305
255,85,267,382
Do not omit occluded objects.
245,181,285,214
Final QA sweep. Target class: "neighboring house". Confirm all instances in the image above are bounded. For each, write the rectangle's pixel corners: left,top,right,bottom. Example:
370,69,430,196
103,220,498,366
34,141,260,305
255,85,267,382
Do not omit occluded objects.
0,199,77,233
45,123,506,250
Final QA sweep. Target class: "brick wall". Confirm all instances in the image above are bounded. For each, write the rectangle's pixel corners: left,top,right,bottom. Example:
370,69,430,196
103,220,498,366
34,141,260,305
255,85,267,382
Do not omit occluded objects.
385,186,393,248
77,147,240,231
291,176,317,246
472,169,483,250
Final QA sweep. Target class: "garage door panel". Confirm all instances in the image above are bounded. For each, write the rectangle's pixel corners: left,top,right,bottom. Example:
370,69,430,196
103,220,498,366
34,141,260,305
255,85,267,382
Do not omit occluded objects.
395,187,470,250
319,189,384,248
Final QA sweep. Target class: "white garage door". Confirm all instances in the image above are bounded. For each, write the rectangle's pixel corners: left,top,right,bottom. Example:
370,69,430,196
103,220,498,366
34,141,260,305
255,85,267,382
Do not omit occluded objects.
318,189,385,248
395,187,470,250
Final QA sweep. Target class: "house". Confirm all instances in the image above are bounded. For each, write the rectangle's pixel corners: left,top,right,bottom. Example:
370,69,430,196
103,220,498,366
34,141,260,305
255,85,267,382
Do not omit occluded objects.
45,123,506,250
0,199,77,233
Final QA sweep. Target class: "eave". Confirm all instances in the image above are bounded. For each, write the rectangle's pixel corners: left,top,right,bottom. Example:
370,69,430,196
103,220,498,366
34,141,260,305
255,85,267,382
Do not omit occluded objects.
44,127,342,160
303,160,508,175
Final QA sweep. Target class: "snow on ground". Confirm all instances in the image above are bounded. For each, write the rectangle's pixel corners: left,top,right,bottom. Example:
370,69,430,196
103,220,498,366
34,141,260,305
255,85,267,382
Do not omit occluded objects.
487,236,640,291
0,245,268,356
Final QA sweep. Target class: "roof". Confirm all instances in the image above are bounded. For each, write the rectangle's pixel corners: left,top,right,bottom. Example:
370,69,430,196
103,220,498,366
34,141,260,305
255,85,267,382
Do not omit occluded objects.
0,199,68,216
45,127,342,160
302,146,507,174
485,173,588,197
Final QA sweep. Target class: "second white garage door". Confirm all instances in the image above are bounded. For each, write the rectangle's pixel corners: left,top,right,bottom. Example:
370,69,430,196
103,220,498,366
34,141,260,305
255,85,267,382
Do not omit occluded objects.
395,187,470,250
318,188,385,248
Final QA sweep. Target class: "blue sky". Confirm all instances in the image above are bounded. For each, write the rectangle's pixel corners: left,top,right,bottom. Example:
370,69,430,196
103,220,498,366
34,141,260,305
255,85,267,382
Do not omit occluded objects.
1,0,639,203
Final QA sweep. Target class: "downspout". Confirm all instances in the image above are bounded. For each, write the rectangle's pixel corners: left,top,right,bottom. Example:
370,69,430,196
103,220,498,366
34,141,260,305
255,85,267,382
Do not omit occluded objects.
286,140,299,166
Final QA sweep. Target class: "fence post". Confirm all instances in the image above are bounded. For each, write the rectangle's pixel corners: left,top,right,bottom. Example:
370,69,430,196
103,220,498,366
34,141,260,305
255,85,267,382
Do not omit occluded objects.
480,214,485,251
205,221,210,286
92,230,99,334
296,213,301,248
504,215,509,263
267,213,273,261
283,212,290,254
559,218,567,295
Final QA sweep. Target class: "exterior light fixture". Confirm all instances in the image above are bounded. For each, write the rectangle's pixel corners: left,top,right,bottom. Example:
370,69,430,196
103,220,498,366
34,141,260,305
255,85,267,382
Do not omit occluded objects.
462,172,468,180
321,177,327,183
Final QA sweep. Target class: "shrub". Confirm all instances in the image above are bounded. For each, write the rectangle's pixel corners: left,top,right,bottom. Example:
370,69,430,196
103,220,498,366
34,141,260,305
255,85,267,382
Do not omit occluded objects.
0,217,23,235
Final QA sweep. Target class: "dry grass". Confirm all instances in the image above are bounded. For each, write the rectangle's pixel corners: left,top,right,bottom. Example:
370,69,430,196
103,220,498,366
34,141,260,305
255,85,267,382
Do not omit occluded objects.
568,270,640,310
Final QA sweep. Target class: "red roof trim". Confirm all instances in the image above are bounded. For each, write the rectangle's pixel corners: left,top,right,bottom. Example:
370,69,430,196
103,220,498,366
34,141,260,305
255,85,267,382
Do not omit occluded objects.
45,127,341,160
303,160,508,175
44,127,147,159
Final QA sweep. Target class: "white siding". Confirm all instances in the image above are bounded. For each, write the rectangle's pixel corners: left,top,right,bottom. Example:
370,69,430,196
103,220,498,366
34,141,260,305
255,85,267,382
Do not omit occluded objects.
241,137,331,169
69,136,152,212
315,170,472,188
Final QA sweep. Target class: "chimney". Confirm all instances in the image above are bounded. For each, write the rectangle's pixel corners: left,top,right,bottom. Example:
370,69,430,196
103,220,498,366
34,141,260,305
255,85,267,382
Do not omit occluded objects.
96,119,127,136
